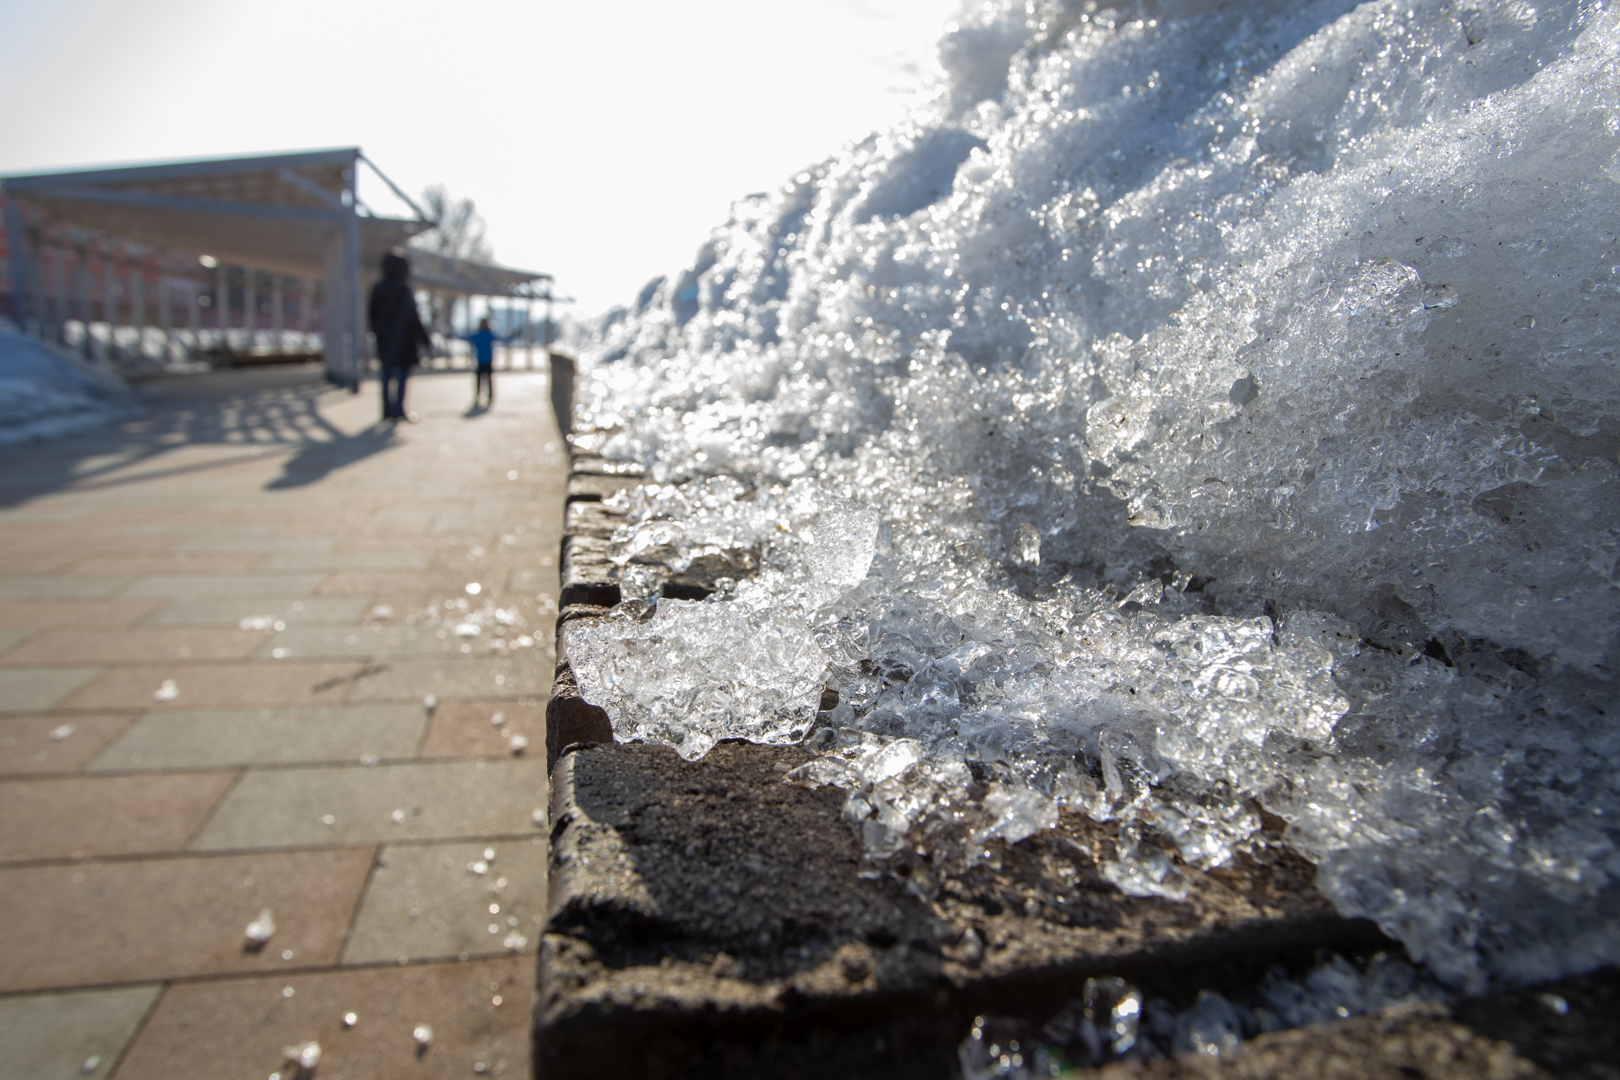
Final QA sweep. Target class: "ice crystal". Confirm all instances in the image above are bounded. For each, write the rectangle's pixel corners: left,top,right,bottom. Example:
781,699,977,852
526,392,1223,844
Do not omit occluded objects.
565,0,1620,989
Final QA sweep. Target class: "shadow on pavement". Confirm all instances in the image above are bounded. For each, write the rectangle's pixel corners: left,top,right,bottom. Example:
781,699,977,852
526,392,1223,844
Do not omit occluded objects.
0,367,382,508
265,423,398,489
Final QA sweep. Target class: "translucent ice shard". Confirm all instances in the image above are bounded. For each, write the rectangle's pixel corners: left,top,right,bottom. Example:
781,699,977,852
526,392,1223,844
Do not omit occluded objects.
244,908,275,947
566,599,827,760
563,0,1620,990
1011,523,1040,568
281,1041,321,1070
803,499,879,592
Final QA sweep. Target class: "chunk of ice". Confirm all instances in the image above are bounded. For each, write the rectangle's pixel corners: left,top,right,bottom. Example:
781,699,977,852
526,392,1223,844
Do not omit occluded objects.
244,908,275,946
566,0,1620,989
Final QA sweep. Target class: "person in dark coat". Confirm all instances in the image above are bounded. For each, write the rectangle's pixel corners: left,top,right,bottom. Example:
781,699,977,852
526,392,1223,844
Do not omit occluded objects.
368,252,431,421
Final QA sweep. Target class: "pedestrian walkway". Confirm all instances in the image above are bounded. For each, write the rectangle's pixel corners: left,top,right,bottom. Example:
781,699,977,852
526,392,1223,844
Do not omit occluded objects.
0,366,565,1078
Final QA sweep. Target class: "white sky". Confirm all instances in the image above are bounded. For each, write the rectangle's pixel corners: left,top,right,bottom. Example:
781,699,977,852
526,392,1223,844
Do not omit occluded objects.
0,0,963,315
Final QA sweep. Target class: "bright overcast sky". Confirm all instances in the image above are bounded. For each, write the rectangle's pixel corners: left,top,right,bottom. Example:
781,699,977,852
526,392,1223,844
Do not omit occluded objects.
0,0,964,316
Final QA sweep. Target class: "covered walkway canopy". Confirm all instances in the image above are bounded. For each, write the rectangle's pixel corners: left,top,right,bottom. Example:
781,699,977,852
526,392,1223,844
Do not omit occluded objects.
2,147,555,385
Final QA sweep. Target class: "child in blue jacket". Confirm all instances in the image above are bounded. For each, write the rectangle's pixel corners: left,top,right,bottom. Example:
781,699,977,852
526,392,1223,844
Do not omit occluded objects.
459,318,517,406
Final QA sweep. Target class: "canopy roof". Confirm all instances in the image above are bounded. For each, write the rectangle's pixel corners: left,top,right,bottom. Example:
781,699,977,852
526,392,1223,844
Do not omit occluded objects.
404,248,552,298
2,147,420,278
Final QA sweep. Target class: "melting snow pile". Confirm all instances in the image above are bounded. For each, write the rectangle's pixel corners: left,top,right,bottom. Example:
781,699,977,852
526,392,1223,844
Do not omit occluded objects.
563,0,1620,992
0,328,133,446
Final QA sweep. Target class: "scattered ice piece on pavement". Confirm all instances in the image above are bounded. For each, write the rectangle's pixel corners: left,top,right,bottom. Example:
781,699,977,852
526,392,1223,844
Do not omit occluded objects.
320,814,335,826
79,1056,100,1074
507,734,529,754
343,1011,358,1027
490,712,505,727
49,724,73,741
360,754,379,766
271,648,289,659
413,1024,433,1046
240,616,275,631
152,680,179,702
282,986,295,998
465,582,481,595
281,949,293,960
503,932,528,951
422,695,437,714
369,605,393,620
468,860,488,875
281,1041,321,1070
454,622,480,637
531,809,545,827
483,847,495,861
244,909,275,946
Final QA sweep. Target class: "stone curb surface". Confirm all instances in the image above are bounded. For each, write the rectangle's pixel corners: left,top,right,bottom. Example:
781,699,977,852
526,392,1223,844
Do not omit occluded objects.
534,445,1616,1078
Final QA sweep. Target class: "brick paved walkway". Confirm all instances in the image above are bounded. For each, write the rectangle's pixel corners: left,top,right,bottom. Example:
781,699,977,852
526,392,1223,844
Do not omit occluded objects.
0,366,564,1078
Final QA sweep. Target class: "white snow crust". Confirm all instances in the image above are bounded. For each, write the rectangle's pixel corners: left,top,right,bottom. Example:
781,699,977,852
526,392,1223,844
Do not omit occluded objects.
563,0,1620,990
0,329,133,446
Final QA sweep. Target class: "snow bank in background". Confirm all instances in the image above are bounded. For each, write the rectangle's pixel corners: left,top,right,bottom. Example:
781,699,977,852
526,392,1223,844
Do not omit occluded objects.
566,0,1620,991
0,329,134,446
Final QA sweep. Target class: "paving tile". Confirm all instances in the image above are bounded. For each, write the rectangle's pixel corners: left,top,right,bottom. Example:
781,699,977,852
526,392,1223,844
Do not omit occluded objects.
254,624,473,660
506,565,555,593
0,772,235,862
0,715,136,775
120,574,327,599
1,550,83,573
59,662,369,711
0,848,374,993
88,705,426,771
0,577,130,600
0,598,165,630
141,596,369,627
344,839,547,964
419,700,545,760
174,533,335,553
316,571,501,597
0,983,162,1080
256,550,433,571
111,957,530,1080
193,760,548,851
127,522,281,539
66,553,265,576
346,658,552,701
0,668,103,713
0,629,34,657
0,627,268,665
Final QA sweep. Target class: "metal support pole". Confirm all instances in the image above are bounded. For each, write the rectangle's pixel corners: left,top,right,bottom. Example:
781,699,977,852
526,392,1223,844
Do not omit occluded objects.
216,263,228,349
344,165,362,390
75,248,90,357
51,245,67,344
103,250,119,362
188,274,199,353
3,194,30,334
131,254,146,364
244,267,257,354
272,274,284,350
158,268,173,361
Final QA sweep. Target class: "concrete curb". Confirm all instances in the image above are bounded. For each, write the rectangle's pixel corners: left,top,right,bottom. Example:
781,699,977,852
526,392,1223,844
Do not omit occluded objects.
533,421,1615,1077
